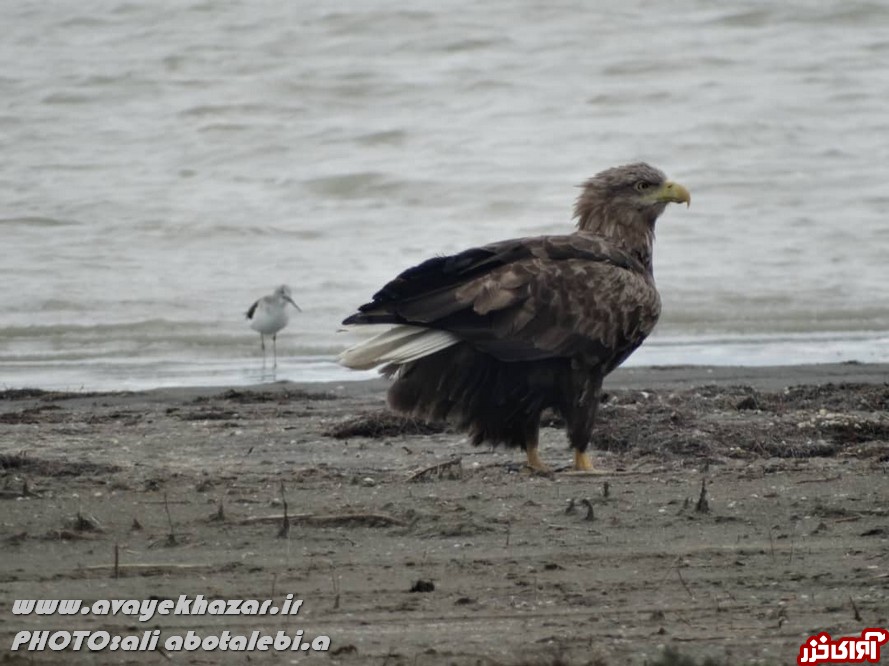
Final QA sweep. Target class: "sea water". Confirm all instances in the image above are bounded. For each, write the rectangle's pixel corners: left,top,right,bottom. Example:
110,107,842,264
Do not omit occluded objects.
2,1,888,390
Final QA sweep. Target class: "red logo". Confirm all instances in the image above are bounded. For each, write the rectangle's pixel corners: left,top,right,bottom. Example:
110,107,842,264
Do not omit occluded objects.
797,628,888,664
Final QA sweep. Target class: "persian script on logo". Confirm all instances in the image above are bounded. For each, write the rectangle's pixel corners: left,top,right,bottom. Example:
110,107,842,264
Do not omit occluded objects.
797,628,888,665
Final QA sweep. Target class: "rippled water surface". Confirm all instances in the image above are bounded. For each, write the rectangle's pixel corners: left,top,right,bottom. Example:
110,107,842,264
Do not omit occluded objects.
2,1,888,389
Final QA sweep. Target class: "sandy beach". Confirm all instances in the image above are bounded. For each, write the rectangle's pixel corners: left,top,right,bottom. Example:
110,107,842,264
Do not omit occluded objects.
1,363,887,665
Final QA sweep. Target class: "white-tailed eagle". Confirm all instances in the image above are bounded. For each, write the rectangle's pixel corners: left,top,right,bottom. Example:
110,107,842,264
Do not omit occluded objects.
339,163,690,472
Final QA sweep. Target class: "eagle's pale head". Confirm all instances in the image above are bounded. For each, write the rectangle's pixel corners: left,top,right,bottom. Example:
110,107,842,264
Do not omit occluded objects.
573,162,690,266
576,162,690,224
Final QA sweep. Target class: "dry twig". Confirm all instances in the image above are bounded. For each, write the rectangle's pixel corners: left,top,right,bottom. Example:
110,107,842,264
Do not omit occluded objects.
407,457,463,482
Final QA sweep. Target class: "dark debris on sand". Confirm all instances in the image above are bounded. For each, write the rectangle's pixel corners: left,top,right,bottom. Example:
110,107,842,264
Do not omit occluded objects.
327,383,889,462
0,452,121,477
592,383,889,460
0,388,126,402
192,388,339,404
326,410,448,439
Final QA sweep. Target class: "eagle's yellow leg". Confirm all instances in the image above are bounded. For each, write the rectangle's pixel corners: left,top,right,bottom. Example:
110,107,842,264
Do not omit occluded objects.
525,443,551,473
573,450,596,472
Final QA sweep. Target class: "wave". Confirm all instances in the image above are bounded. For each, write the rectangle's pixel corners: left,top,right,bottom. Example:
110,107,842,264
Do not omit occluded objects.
0,216,79,227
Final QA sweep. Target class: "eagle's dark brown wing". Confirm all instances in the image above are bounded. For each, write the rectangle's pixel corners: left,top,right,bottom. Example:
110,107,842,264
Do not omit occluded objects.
343,232,660,365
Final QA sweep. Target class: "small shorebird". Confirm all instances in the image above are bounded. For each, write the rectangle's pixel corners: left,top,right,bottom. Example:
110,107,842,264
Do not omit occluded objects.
246,285,301,366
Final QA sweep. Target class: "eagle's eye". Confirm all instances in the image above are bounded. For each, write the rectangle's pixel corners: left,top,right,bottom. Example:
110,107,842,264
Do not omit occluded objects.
634,181,651,192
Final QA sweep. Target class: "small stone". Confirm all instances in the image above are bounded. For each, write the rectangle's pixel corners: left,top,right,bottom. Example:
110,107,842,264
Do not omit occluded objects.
410,579,435,593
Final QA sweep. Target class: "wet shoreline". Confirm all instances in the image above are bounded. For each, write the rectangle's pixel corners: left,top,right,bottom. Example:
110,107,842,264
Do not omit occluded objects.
1,363,887,664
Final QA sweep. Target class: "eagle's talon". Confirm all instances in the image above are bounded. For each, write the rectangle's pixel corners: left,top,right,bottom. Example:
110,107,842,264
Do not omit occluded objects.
524,446,551,474
573,450,596,472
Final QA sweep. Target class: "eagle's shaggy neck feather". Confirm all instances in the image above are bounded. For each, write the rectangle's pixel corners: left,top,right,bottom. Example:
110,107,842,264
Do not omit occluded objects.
573,195,661,273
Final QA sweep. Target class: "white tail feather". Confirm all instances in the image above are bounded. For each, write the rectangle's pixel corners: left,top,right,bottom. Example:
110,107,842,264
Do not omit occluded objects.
338,325,460,370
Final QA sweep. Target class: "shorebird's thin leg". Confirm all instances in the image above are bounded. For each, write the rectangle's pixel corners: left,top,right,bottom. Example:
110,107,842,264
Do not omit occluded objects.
272,334,278,367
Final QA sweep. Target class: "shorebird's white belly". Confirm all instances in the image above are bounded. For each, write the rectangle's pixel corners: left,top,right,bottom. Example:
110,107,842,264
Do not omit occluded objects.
250,302,289,336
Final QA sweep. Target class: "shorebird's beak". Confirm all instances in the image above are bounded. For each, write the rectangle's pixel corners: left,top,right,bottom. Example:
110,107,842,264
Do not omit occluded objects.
285,296,302,312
